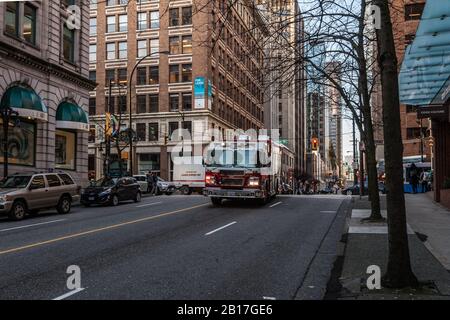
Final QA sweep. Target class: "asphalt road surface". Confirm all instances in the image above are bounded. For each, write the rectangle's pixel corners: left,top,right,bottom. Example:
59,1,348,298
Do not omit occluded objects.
0,194,350,300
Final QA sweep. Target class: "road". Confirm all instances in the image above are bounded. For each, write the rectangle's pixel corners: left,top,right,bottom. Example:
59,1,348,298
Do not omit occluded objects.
0,194,350,300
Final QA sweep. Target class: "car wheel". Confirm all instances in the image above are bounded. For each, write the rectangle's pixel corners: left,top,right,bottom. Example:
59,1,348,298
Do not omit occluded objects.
57,196,72,214
134,192,142,203
9,201,27,221
180,186,192,195
111,194,119,206
211,198,222,206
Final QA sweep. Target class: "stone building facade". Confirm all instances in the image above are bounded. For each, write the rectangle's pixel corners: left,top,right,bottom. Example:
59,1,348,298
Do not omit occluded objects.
0,1,94,184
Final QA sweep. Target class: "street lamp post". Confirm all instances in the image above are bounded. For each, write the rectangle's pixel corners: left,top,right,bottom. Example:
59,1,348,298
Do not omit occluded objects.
128,50,169,176
1,107,19,178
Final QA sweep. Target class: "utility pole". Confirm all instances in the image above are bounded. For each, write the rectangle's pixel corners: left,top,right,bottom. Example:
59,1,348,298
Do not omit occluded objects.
105,79,112,177
353,117,358,185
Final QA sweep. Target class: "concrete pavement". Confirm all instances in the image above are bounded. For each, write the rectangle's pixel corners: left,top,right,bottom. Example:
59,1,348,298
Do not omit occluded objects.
0,194,350,300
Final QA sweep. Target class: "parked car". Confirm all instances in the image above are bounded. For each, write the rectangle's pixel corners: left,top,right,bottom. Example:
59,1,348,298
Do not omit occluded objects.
320,187,334,194
155,177,176,195
133,175,149,193
342,182,386,195
81,177,141,206
0,172,80,220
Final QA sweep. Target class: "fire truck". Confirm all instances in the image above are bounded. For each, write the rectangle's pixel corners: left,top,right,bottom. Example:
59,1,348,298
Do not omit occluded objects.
203,136,281,205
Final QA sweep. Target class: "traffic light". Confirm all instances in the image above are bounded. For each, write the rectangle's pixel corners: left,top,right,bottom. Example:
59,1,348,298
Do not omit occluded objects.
164,135,168,145
311,137,319,151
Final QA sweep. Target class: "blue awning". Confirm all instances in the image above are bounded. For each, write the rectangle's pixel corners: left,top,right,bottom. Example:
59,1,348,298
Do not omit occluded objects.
399,0,450,106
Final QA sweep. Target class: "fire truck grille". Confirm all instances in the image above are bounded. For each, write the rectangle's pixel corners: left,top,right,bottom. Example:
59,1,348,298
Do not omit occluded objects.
221,178,244,186
220,170,245,176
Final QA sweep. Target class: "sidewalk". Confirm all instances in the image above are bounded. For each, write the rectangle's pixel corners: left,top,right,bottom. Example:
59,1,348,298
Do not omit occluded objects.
327,194,450,300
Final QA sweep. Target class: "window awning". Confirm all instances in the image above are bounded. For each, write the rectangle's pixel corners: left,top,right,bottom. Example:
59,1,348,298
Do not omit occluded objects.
399,0,450,106
56,101,89,132
0,85,48,121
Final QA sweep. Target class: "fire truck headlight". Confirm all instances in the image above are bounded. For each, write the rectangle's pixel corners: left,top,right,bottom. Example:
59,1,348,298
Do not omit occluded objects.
206,174,216,186
248,176,260,187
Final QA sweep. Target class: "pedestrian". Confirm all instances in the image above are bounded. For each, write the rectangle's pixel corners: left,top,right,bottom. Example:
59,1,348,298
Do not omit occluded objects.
410,164,419,194
420,170,429,193
146,171,153,193
151,172,158,196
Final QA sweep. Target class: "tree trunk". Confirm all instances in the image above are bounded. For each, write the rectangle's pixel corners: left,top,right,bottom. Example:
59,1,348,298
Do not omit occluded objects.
357,0,382,221
374,0,418,288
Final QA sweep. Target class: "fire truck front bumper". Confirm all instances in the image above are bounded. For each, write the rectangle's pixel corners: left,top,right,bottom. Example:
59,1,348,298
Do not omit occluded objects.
204,188,265,199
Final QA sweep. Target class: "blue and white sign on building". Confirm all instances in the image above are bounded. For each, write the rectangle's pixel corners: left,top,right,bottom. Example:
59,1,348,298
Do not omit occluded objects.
194,77,205,109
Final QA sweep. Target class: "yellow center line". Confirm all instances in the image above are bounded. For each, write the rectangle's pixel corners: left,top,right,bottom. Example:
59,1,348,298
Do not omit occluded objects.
0,203,209,256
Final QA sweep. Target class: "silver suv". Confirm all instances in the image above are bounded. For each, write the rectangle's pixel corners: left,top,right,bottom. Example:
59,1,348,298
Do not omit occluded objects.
0,173,81,220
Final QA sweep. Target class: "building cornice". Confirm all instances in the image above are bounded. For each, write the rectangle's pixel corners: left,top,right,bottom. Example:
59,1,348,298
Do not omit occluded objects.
0,40,97,91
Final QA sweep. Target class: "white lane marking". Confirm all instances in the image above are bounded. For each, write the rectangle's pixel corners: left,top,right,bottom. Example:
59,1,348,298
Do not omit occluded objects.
136,201,163,208
320,211,337,214
269,202,282,208
263,296,277,300
52,288,85,300
0,219,66,233
205,222,237,236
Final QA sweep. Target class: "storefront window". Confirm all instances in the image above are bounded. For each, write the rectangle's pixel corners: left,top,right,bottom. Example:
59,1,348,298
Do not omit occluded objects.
0,120,35,167
55,130,76,170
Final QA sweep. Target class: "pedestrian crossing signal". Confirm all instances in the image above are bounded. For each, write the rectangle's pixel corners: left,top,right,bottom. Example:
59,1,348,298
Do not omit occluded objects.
312,138,319,151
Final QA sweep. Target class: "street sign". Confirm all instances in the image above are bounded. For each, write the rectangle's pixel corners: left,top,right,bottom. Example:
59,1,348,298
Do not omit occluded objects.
417,105,449,120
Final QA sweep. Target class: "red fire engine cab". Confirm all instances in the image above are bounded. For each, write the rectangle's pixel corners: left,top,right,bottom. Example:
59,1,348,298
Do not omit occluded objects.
203,136,281,206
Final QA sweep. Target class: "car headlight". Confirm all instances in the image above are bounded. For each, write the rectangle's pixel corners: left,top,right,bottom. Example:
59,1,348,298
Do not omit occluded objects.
161,183,168,188
247,176,260,187
0,195,9,202
99,189,112,197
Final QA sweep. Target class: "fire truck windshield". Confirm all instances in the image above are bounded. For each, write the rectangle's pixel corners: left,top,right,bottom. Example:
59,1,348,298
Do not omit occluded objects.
206,142,267,168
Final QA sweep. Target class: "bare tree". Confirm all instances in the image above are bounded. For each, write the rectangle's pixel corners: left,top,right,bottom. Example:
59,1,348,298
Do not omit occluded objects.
373,0,418,288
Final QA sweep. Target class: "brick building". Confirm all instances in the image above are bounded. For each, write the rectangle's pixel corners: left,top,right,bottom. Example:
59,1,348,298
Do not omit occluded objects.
0,1,94,184
373,0,431,163
88,0,268,180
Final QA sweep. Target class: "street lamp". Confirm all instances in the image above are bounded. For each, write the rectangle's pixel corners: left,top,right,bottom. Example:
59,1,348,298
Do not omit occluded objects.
128,50,169,175
1,107,19,178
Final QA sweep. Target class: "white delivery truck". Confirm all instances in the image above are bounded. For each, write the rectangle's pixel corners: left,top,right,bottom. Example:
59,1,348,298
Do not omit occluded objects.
173,156,205,195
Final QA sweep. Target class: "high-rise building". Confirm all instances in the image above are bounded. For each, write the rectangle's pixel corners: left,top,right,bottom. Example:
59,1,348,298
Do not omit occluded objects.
88,0,268,179
260,0,306,183
0,1,94,183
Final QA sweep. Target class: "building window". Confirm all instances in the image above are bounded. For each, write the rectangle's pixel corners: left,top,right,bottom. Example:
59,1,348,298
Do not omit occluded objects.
182,7,192,25
149,66,159,84
150,38,159,55
169,122,179,140
106,42,116,60
118,95,127,113
23,3,36,44
149,123,159,141
118,14,127,32
137,95,146,113
55,130,76,170
182,64,192,82
405,3,425,21
149,94,158,113
150,11,159,28
89,98,96,115
117,68,127,85
89,70,96,82
182,35,192,54
118,41,127,59
169,65,179,83
183,121,192,135
63,23,75,62
89,125,96,143
5,2,19,37
405,105,417,113
136,123,146,141
90,0,98,10
137,40,147,57
89,18,97,35
406,127,426,140
170,94,179,111
138,12,147,30
0,120,35,167
137,67,147,85
105,69,115,85
169,8,179,26
107,16,116,33
89,44,97,62
139,153,160,173
105,96,115,113
182,93,192,111
169,36,180,54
